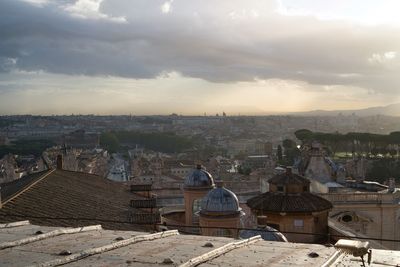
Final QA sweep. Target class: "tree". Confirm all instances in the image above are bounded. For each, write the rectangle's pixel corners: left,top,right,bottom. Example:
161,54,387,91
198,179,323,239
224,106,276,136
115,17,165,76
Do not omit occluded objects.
282,139,300,166
238,165,251,175
282,139,295,149
294,129,313,142
366,159,400,184
277,145,283,163
100,132,120,153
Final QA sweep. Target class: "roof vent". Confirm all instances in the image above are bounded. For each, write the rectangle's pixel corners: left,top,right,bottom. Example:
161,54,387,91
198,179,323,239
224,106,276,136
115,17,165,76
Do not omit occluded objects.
203,242,214,247
162,258,174,264
58,250,72,256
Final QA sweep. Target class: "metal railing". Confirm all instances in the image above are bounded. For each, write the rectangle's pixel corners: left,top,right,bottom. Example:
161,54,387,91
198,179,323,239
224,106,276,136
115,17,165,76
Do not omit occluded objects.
130,198,157,208
130,184,153,192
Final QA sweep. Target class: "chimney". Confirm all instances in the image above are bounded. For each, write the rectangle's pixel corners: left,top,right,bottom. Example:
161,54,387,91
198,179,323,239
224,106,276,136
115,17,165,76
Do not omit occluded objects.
388,178,396,193
257,215,268,227
56,154,63,170
215,180,224,188
285,167,292,175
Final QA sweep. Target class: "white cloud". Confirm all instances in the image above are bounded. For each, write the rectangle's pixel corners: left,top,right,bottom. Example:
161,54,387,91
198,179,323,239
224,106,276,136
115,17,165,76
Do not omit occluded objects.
368,51,397,64
0,57,18,72
19,0,48,7
384,51,397,60
1,0,400,115
1,70,395,115
64,0,126,22
278,0,400,26
161,1,173,14
275,0,312,17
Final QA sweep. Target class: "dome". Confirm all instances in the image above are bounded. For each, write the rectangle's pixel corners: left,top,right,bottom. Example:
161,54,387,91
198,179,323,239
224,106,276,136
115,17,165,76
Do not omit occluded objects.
184,165,214,189
239,226,288,242
200,182,243,216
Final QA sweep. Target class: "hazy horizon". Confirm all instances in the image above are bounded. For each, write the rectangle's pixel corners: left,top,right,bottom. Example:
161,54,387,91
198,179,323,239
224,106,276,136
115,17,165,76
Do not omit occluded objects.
1,0,400,115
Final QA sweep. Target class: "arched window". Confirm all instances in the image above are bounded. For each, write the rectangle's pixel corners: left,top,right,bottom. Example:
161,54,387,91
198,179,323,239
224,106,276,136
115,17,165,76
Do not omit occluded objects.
192,199,202,224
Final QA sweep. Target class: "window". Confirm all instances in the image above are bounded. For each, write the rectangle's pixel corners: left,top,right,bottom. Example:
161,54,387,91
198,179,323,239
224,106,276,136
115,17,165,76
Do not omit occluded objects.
277,186,284,192
342,215,353,223
294,219,304,228
192,199,202,224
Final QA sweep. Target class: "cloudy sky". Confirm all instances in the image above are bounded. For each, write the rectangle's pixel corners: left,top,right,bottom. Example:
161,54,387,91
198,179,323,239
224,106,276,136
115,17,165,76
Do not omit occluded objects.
1,0,400,115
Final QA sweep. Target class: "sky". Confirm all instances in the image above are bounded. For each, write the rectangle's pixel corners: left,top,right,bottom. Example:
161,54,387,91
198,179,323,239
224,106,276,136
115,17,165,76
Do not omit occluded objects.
0,0,400,115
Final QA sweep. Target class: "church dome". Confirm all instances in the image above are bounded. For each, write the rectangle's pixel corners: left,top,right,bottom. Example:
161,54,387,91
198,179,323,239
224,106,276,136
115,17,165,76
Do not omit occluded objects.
184,165,214,189
200,181,243,216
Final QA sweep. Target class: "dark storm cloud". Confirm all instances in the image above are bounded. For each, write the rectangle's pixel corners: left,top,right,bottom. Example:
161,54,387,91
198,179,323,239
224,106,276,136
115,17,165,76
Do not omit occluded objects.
0,0,400,93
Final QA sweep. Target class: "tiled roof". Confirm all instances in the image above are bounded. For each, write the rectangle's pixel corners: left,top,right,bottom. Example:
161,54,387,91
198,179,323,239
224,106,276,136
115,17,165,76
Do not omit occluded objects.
268,172,310,185
0,170,145,231
1,221,397,267
0,170,49,202
247,192,333,213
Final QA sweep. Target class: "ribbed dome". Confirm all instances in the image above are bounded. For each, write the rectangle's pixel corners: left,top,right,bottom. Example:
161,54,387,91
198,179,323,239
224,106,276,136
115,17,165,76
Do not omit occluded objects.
200,183,242,216
184,165,214,189
239,226,288,242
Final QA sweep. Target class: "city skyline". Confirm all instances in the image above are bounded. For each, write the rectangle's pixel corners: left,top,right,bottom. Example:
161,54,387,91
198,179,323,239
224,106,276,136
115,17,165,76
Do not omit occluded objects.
1,0,400,115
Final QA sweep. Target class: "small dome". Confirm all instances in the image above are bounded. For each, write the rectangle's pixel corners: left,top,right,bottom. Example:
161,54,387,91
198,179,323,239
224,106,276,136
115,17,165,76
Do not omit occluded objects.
200,182,243,216
184,165,214,189
239,226,288,242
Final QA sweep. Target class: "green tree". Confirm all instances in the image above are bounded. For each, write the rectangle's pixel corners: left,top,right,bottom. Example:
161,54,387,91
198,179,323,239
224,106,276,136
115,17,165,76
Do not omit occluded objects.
238,165,251,175
277,145,283,163
100,132,120,153
282,139,300,166
294,129,313,142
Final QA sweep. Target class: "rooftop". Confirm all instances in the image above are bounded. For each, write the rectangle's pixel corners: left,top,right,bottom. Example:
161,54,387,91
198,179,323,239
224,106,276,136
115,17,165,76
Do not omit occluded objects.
0,170,143,231
1,221,399,267
268,167,310,186
247,191,333,213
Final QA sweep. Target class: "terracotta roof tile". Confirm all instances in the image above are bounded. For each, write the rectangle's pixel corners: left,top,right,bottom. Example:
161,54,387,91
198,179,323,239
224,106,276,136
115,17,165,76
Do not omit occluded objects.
247,192,333,213
0,170,147,231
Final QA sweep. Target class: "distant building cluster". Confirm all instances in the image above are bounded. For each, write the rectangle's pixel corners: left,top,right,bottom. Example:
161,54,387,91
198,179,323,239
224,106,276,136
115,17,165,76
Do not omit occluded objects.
0,114,400,252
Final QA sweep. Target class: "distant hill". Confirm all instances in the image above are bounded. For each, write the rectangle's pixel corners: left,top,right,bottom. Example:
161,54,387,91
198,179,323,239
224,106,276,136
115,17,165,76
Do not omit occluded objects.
290,103,400,117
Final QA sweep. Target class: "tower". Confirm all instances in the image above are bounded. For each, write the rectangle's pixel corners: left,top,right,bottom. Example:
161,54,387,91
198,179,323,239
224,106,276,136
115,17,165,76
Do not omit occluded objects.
184,164,215,226
198,181,244,238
